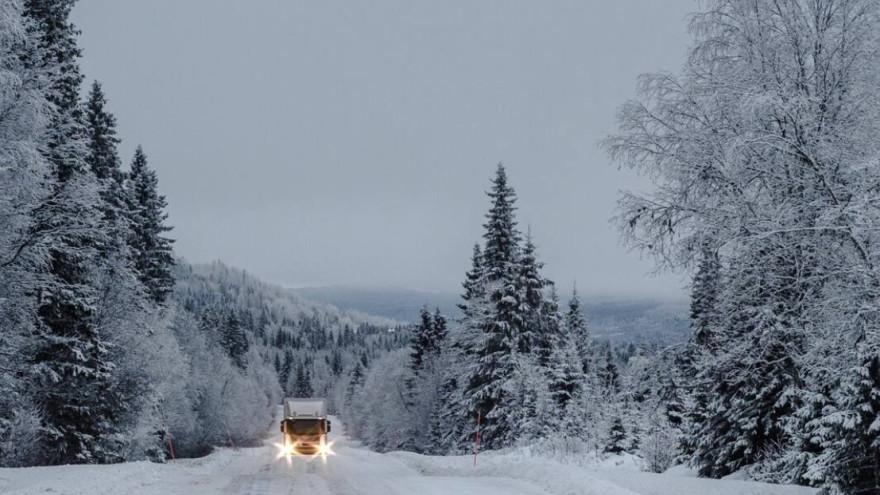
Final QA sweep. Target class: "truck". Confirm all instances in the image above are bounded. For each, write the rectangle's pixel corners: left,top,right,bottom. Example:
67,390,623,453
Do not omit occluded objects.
280,398,332,455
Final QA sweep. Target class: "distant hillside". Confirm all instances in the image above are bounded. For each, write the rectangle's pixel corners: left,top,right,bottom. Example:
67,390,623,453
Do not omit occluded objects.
582,298,690,344
290,285,690,344
178,263,399,329
291,286,462,322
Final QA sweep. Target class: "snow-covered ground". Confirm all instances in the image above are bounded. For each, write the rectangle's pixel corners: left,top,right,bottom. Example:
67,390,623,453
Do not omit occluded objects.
0,416,817,495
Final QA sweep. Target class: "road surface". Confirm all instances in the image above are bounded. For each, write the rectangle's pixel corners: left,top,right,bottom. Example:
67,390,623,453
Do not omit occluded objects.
0,414,817,495
189,416,551,495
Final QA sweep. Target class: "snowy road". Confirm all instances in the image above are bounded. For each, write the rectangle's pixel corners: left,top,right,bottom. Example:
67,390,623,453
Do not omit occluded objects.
0,415,549,495
208,416,550,495
0,414,817,495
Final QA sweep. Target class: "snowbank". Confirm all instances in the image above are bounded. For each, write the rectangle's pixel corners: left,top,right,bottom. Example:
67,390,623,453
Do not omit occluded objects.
389,450,818,495
0,446,249,495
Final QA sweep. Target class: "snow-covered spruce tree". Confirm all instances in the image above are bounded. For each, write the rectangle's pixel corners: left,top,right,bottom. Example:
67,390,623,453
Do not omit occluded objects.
597,344,620,394
221,310,249,370
690,243,720,349
127,145,175,304
84,80,127,228
604,417,628,455
431,309,447,350
627,350,687,472
505,350,555,443
459,163,524,450
692,242,813,478
518,230,546,357
21,0,123,464
548,316,585,413
409,306,434,374
293,365,313,398
537,283,563,366
677,242,721,459
431,242,484,453
459,244,485,315
82,77,168,461
604,0,880,486
279,350,294,389
346,361,364,404
807,315,880,493
0,0,54,467
564,284,591,374
548,284,597,442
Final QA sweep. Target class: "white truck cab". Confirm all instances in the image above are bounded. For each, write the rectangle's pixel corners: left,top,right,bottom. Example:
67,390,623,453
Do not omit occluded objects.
280,398,331,455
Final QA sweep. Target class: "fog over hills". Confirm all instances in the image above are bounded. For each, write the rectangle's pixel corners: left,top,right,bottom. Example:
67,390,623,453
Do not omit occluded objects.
291,285,689,344
291,286,462,322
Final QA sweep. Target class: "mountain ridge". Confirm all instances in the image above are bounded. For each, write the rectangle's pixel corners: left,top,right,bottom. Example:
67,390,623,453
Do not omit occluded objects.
290,285,690,344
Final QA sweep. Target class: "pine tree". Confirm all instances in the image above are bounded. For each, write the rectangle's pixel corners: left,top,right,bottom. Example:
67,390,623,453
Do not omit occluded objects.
604,417,627,455
539,283,564,365
678,245,721,460
346,361,364,404
481,163,521,284
815,347,880,493
459,164,525,450
690,243,720,349
221,311,248,369
518,230,545,355
127,146,174,303
548,324,584,411
0,0,63,467
84,81,123,183
565,285,591,373
330,349,343,376
431,309,447,348
294,365,313,398
280,350,294,391
506,352,554,444
22,0,119,464
83,82,147,449
598,345,620,393
458,243,485,317
410,306,433,373
303,367,313,397
24,0,85,182
694,244,807,478
84,80,130,254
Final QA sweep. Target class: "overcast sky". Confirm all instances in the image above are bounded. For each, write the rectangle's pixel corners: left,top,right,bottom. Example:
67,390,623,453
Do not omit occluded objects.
71,1,694,298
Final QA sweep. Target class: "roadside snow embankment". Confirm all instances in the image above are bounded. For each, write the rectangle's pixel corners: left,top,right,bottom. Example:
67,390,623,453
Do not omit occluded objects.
388,449,818,495
0,447,245,495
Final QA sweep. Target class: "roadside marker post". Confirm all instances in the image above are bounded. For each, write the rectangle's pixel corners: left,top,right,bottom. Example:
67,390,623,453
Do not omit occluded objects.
473,411,481,467
225,424,236,450
160,405,176,462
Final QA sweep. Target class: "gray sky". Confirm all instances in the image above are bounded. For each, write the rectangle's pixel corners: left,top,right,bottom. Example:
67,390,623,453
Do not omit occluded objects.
72,1,694,298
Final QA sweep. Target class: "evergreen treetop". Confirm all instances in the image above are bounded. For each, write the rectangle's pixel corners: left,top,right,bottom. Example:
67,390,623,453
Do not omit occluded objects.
84,80,121,182
127,145,175,303
482,163,520,282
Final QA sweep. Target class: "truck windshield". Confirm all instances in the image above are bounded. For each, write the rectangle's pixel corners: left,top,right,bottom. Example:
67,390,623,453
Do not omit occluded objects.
284,419,324,436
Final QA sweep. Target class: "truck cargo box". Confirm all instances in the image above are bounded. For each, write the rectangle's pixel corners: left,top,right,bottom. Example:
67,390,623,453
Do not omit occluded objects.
283,398,327,418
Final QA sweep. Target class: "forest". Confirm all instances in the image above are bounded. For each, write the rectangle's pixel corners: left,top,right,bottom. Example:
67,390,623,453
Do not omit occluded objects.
341,1,880,493
2,1,880,494
0,0,407,466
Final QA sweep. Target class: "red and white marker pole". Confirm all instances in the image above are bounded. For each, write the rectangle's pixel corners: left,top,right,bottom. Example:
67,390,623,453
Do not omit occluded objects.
473,411,481,467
